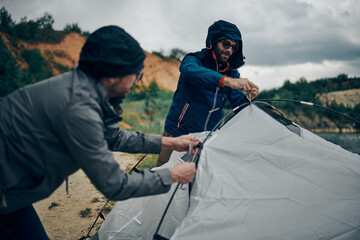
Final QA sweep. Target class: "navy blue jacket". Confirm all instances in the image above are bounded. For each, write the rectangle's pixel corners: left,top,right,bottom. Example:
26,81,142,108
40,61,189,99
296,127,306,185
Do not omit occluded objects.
164,20,247,136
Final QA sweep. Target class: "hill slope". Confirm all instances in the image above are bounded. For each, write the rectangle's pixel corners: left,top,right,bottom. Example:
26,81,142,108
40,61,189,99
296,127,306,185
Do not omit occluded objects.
316,89,360,108
1,32,180,91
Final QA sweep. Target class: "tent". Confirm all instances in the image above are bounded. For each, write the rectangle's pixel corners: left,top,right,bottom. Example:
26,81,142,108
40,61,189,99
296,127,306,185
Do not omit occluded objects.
93,103,360,240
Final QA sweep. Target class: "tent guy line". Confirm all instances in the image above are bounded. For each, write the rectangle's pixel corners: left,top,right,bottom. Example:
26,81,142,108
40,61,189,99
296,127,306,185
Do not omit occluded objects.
255,99,360,125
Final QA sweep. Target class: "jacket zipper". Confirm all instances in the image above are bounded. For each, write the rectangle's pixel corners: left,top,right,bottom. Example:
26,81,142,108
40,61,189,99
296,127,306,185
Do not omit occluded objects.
204,58,221,131
178,103,190,128
204,87,219,131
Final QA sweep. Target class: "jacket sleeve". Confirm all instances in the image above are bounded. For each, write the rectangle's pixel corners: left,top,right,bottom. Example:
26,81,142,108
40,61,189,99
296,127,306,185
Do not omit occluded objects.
104,122,162,153
180,55,224,87
55,102,172,200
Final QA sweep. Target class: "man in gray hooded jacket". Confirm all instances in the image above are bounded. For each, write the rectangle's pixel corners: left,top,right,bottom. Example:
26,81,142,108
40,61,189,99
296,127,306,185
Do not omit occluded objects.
0,25,199,240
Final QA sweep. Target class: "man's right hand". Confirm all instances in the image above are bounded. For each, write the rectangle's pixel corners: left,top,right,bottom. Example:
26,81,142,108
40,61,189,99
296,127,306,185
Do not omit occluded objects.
223,76,259,99
169,162,196,184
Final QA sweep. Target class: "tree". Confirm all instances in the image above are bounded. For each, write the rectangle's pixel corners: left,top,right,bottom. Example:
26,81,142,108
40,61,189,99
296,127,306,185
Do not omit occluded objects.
37,12,54,30
63,23,82,34
152,49,165,59
169,48,187,61
0,7,14,33
148,81,160,98
14,17,40,42
21,49,52,82
0,36,19,96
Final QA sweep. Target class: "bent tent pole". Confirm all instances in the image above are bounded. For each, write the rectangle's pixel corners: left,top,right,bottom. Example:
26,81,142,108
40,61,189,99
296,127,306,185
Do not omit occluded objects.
255,99,360,125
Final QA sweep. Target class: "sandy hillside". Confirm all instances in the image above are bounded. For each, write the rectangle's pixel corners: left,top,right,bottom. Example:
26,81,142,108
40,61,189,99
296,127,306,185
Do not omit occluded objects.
142,52,180,91
17,33,86,76
2,32,180,91
33,152,140,240
316,89,360,108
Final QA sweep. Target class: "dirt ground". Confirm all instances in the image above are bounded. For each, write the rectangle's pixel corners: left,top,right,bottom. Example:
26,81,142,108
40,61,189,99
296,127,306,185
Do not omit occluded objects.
33,152,140,240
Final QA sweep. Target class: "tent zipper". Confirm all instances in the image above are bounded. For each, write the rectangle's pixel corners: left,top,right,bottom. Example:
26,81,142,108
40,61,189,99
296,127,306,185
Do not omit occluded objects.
204,87,219,131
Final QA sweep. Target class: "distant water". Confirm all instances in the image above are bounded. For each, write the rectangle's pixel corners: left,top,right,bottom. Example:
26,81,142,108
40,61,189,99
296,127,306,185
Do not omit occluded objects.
316,132,360,155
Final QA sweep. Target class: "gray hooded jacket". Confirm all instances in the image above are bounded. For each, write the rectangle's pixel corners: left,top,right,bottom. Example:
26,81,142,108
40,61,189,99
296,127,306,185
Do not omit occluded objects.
0,67,172,214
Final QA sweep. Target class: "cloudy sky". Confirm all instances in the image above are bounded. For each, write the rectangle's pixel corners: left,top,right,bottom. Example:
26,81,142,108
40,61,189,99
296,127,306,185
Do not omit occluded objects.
1,0,359,90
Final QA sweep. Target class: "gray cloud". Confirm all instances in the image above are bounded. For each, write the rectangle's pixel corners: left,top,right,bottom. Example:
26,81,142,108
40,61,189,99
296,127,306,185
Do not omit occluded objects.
2,0,358,65
1,0,359,88
239,0,360,65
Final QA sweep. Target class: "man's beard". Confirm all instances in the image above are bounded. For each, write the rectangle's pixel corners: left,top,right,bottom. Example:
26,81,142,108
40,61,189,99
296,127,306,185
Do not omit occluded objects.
213,46,230,66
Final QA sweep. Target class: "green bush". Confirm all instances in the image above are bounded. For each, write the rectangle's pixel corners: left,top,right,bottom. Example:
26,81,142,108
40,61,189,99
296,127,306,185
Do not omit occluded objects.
63,23,82,34
48,202,59,210
21,49,53,82
169,48,187,61
136,154,158,171
80,208,92,218
257,75,360,130
0,36,20,96
152,50,166,59
13,17,40,42
121,82,174,133
2,9,65,43
0,7,15,34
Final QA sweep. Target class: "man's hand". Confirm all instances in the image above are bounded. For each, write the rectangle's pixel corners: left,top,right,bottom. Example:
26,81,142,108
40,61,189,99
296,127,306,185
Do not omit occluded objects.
223,76,259,100
169,162,196,184
162,135,201,153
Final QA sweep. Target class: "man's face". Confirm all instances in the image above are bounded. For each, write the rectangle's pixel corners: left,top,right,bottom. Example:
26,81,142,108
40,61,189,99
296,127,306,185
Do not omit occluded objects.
102,72,142,99
213,38,238,66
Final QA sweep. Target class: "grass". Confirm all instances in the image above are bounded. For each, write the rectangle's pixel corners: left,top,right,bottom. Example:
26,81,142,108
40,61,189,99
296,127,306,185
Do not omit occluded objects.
121,97,172,134
126,154,158,172
119,92,173,173
80,208,92,218
103,206,112,214
116,86,173,172
48,202,59,210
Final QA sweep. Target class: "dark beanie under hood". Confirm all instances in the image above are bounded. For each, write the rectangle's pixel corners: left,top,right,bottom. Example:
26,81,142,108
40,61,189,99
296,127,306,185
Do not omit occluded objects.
79,25,146,79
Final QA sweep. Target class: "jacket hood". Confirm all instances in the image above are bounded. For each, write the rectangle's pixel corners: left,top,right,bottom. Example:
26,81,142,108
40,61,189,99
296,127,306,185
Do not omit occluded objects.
205,20,245,69
79,25,146,80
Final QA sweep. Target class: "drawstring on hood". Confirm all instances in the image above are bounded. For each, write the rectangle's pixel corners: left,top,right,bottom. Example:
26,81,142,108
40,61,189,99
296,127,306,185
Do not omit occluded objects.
1,194,7,208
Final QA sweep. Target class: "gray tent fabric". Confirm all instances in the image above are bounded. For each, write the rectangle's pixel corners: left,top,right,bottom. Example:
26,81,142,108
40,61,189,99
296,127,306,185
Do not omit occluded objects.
94,104,360,240
93,144,194,239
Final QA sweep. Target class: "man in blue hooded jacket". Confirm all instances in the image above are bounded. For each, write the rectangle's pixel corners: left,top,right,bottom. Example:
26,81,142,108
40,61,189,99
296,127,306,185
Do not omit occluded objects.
156,20,259,166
